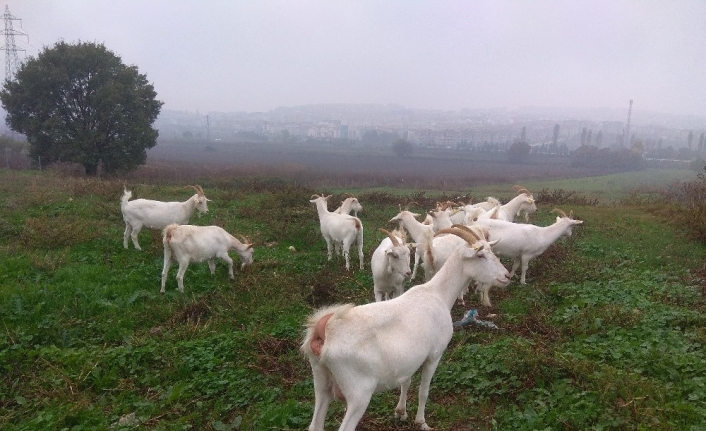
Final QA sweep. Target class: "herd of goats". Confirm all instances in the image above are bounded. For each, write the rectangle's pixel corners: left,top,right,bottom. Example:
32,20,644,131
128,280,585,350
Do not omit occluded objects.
119,184,583,431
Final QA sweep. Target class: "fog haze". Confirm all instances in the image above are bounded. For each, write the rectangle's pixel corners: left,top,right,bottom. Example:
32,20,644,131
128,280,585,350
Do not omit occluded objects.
6,1,706,117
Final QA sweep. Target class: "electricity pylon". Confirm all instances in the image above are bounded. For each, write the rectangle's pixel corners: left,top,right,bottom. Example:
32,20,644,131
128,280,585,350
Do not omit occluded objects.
1,5,27,81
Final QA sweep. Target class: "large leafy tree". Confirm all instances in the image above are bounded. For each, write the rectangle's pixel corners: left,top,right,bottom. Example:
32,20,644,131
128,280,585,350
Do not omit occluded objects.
0,41,163,175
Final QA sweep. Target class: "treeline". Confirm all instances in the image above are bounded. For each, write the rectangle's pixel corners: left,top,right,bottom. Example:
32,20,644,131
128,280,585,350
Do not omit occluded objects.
570,145,643,170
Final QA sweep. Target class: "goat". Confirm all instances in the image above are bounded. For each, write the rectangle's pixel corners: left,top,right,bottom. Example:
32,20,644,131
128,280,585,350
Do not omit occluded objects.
475,196,501,211
300,226,510,431
470,208,583,285
495,186,537,222
371,228,412,302
428,201,454,232
423,225,503,306
333,194,363,217
121,185,210,250
310,194,364,271
423,227,473,301
160,224,254,293
332,195,364,255
450,196,502,225
389,210,435,281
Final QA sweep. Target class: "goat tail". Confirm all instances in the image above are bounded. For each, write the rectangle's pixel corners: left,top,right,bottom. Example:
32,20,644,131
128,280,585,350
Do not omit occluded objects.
300,303,355,358
120,187,133,208
163,223,179,244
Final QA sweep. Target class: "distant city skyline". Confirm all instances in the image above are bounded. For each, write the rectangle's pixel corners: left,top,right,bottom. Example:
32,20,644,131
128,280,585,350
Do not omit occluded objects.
5,1,706,117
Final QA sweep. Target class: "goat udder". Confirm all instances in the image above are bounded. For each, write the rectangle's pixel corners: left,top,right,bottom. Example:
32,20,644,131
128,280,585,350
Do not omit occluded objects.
310,313,333,356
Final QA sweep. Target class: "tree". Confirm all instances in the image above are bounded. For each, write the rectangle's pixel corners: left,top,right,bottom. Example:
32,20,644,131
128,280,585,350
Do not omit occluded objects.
552,123,560,146
507,140,531,164
0,41,163,175
391,139,413,157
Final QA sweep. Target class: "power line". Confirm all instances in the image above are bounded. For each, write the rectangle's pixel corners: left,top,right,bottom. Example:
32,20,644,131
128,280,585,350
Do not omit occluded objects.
1,5,28,81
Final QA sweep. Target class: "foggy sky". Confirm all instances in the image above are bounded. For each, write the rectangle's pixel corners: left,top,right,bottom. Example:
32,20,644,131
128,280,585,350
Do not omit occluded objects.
6,1,706,117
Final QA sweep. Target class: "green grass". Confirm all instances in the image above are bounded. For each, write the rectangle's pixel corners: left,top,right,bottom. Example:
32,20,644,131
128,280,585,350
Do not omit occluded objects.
1,169,705,430
335,168,696,204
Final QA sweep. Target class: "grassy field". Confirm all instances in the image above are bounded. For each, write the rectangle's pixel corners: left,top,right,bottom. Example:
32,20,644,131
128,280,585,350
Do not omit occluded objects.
331,169,696,204
1,168,705,430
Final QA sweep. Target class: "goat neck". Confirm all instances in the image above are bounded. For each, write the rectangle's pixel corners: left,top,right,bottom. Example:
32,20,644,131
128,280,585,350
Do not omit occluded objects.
415,242,507,310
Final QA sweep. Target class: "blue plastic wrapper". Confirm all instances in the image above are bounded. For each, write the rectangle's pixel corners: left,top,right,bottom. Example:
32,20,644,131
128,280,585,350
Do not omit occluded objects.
453,309,499,329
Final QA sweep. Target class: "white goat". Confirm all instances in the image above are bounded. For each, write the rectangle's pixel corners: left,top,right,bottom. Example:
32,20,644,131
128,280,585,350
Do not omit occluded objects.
470,208,583,285
121,185,210,250
371,228,412,302
389,210,435,281
160,224,254,293
450,197,502,225
310,194,364,271
423,227,471,298
332,195,364,255
495,186,537,222
428,201,454,232
300,227,510,431
333,195,363,217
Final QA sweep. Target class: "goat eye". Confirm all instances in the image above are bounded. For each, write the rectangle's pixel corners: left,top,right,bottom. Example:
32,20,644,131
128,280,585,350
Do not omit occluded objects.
477,253,485,259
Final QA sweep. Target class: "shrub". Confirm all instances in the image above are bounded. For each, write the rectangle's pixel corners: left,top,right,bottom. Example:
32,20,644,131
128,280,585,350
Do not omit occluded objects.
661,169,706,243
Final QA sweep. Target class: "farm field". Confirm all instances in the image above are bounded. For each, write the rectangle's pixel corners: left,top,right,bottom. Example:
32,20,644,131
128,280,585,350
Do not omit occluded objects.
1,168,705,430
329,169,696,204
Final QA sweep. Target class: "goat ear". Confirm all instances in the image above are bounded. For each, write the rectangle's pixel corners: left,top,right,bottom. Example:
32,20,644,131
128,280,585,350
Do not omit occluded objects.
488,239,500,247
461,245,480,259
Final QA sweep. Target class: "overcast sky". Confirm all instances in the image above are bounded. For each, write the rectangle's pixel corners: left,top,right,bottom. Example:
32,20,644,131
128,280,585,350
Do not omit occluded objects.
5,1,706,117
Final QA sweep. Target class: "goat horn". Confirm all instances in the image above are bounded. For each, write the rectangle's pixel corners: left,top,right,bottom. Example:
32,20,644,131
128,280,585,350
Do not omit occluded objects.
435,227,482,247
345,193,355,198
516,188,531,196
378,228,400,247
437,201,451,211
450,224,483,242
552,208,567,218
185,185,201,195
569,210,574,219
404,201,419,211
310,194,321,199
